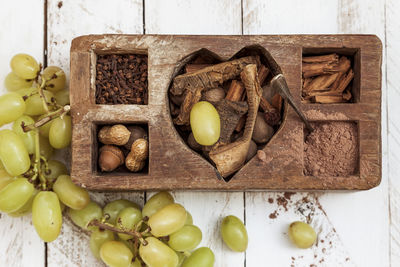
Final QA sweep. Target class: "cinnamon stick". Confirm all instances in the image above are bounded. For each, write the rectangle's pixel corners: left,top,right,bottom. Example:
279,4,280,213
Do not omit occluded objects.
335,69,354,93
302,53,339,63
257,65,270,86
303,73,340,93
271,93,283,111
302,62,338,78
343,90,352,101
226,80,245,101
313,95,345,103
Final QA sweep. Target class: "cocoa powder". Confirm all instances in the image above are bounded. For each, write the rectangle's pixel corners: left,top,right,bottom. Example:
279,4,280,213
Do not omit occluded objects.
304,122,358,177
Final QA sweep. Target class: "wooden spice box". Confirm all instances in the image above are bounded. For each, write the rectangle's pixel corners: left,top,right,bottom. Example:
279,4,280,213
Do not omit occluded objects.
70,35,382,191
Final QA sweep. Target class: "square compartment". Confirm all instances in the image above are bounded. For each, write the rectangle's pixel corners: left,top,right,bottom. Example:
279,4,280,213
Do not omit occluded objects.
95,53,148,105
303,121,359,177
302,47,360,103
93,122,149,175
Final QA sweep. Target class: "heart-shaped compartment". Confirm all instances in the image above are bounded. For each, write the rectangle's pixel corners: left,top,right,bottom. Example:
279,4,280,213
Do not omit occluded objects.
168,45,287,181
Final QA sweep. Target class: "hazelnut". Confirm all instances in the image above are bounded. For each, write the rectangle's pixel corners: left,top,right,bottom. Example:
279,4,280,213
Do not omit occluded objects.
99,124,130,146
99,145,124,172
187,132,202,152
123,126,148,150
252,112,274,144
126,138,149,172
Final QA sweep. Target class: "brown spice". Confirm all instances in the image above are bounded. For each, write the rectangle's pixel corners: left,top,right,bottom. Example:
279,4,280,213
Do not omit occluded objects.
269,211,278,219
96,54,148,105
304,122,358,177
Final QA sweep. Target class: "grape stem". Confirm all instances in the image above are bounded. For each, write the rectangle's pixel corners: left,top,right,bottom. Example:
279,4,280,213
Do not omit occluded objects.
37,69,64,113
88,219,149,246
32,129,47,190
22,105,70,132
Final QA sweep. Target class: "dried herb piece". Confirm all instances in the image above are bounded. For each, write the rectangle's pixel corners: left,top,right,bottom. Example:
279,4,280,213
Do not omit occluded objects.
96,54,148,105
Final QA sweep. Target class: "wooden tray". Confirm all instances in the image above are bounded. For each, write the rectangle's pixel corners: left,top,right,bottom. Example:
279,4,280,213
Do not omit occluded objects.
70,34,382,191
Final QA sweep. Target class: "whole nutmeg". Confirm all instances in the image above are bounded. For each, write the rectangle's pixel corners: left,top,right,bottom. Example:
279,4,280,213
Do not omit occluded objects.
99,145,124,172
203,87,226,103
123,126,148,150
126,138,149,172
99,124,131,146
187,132,202,152
252,112,274,144
246,140,258,162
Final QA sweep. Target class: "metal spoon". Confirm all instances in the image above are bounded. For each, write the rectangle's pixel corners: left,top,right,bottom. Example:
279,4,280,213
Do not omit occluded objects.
270,74,314,132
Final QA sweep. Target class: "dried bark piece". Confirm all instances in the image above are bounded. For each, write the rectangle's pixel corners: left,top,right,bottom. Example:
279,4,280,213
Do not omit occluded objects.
216,99,248,144
209,64,261,177
185,64,212,73
171,56,259,125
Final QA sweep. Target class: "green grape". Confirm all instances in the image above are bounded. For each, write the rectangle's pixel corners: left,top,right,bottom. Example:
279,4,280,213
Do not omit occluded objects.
185,211,193,225
118,238,135,253
4,72,33,91
9,189,38,217
116,207,143,240
39,135,54,159
0,130,30,176
15,87,36,97
12,115,36,154
100,241,133,267
0,170,16,191
24,90,55,116
55,89,70,106
139,237,179,267
182,247,215,267
142,191,175,218
53,175,90,210
0,178,34,213
68,201,102,230
42,66,66,92
288,221,317,249
37,114,53,137
10,54,40,79
190,101,220,146
49,115,71,149
103,199,141,225
0,92,26,126
168,225,202,252
32,191,62,242
148,203,187,237
42,159,68,181
221,215,248,252
90,229,115,259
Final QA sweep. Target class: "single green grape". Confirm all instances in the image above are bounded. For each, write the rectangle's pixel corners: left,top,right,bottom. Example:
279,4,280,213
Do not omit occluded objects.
168,225,202,252
24,90,55,116
49,115,71,149
37,114,53,137
39,134,54,159
0,178,34,213
42,159,68,181
4,72,33,91
55,89,70,106
9,189,38,217
12,115,36,154
288,221,317,249
0,92,26,126
182,247,215,267
117,238,135,254
103,199,141,225
0,169,16,191
148,203,187,237
139,237,179,267
221,215,248,252
32,191,62,242
0,130,30,176
100,240,133,267
53,175,90,210
190,101,220,146
90,229,115,259
185,211,193,225
68,201,102,230
116,207,143,240
10,54,40,79
42,66,66,92
142,191,175,218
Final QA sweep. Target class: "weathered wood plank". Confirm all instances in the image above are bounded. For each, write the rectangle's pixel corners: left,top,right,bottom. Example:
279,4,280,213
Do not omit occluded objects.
145,1,245,266
0,0,46,266
46,0,144,266
243,0,388,266
387,0,400,264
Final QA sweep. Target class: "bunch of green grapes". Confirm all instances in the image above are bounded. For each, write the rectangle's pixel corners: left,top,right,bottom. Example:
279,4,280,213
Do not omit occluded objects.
0,53,85,242
69,191,216,267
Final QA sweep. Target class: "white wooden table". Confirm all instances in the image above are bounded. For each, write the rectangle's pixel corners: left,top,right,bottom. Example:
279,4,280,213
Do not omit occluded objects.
0,0,398,266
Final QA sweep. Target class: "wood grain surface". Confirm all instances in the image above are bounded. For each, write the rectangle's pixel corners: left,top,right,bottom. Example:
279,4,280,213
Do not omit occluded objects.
0,0,395,266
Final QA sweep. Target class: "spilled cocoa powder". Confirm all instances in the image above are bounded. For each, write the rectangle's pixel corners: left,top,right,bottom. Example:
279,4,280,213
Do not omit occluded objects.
304,122,358,177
